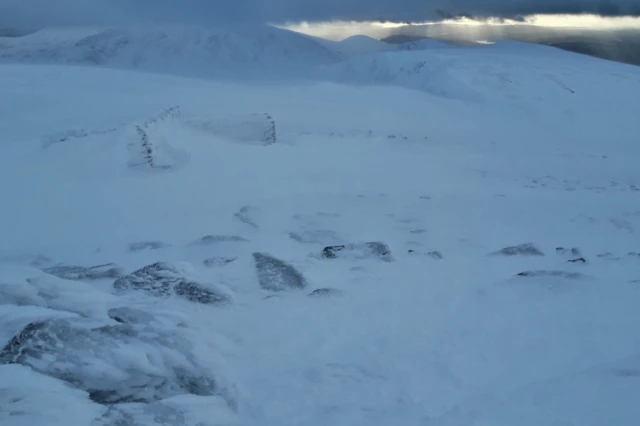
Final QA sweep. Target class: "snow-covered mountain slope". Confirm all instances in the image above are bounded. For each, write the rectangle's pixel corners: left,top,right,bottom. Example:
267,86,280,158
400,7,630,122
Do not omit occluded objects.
1,33,640,426
313,34,395,57
0,25,341,79
318,40,640,101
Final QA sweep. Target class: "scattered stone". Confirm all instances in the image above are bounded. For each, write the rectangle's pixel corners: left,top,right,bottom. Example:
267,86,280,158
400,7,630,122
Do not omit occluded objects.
128,241,168,252
113,262,230,304
492,243,544,257
568,257,587,263
43,263,123,281
322,242,394,262
203,257,238,267
629,252,640,258
308,288,343,298
515,270,584,279
234,206,262,229
0,318,219,405
253,253,308,291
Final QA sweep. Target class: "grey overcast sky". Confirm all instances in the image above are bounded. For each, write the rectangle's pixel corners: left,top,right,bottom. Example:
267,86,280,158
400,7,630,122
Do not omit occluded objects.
2,0,640,30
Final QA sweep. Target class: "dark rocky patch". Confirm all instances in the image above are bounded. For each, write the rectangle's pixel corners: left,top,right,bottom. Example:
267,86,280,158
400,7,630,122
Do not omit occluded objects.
493,243,544,257
253,253,308,291
516,270,584,279
0,318,218,405
203,257,238,267
43,263,123,281
308,288,343,298
174,281,230,305
629,252,640,258
114,262,230,305
568,257,587,263
322,242,393,262
128,241,168,252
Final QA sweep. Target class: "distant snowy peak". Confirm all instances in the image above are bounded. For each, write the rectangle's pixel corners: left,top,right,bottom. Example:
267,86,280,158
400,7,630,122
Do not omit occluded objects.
315,35,395,57
0,25,342,79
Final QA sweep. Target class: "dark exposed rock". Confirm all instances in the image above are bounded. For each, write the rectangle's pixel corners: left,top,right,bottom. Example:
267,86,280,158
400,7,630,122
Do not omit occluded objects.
516,270,584,279
0,318,218,405
308,288,343,298
174,281,230,305
568,257,587,263
43,263,124,281
629,252,640,258
253,253,308,291
128,241,168,252
113,262,179,297
114,262,230,305
322,242,393,262
493,243,544,257
203,257,238,267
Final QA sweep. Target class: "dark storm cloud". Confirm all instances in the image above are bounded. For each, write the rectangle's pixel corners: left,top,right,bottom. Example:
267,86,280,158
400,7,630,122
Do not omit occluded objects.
2,0,640,31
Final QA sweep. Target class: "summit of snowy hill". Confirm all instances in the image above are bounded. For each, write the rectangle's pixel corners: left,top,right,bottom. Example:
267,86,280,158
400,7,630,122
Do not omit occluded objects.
0,25,341,79
314,34,394,57
2,21,640,426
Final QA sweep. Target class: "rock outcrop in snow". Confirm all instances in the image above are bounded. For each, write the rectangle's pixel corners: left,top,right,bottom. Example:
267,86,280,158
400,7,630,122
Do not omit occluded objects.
114,262,231,305
253,253,308,291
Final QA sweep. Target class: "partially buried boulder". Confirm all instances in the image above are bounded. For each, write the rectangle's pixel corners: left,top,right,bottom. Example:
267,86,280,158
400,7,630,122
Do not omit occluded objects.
203,257,238,268
516,270,584,279
308,288,343,298
253,253,308,291
43,263,123,281
114,262,230,305
322,242,393,262
0,318,219,405
491,243,544,257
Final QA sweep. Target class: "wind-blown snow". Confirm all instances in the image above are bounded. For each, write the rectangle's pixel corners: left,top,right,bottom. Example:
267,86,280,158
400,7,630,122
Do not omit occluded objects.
1,24,640,426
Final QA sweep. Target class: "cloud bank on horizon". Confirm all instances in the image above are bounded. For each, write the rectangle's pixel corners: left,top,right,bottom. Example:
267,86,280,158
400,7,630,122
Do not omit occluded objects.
2,0,640,30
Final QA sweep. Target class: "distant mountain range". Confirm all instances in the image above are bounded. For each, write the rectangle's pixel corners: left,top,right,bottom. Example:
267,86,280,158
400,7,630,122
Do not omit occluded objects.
381,24,640,66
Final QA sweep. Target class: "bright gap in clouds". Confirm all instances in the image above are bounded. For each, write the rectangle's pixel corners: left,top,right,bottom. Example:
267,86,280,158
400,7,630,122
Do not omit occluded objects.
281,14,640,41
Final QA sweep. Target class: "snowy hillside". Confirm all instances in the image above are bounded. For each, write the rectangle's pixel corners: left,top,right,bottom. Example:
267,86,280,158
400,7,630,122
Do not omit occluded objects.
0,25,341,79
313,34,395,57
2,25,640,426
